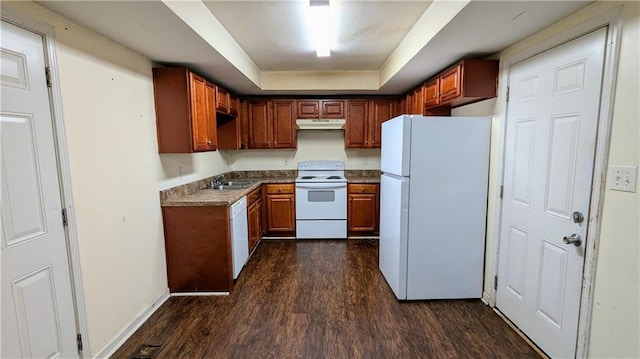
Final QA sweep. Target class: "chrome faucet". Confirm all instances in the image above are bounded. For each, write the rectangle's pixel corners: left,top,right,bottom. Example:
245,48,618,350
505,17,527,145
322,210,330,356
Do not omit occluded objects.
211,175,224,188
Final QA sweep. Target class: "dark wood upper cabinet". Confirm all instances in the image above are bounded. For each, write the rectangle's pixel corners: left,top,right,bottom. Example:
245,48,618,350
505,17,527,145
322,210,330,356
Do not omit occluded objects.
370,100,394,148
215,85,230,113
229,94,239,116
153,67,217,153
297,100,344,119
428,59,499,110
345,100,369,148
271,100,297,148
297,100,319,118
247,100,272,149
246,100,296,149
322,100,345,118
423,78,440,108
345,99,394,149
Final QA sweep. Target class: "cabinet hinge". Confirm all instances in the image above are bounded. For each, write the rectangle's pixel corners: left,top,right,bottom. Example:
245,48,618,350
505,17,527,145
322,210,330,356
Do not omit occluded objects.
494,275,498,290
45,67,52,88
77,333,83,351
505,87,510,102
499,185,504,200
62,208,68,227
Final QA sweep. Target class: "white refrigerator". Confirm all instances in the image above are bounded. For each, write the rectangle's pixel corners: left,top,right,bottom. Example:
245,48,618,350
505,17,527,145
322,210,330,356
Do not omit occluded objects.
379,115,491,300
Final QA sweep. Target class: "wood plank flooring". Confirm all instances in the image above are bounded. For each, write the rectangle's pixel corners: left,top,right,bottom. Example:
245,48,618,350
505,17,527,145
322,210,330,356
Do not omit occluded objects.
112,240,541,358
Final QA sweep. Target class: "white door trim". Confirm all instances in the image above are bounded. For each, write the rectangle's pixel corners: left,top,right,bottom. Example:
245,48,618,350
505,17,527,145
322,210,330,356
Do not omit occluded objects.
1,7,91,357
489,5,623,358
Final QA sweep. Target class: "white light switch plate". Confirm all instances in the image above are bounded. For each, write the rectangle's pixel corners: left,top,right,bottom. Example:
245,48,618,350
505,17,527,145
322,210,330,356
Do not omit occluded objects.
609,165,638,192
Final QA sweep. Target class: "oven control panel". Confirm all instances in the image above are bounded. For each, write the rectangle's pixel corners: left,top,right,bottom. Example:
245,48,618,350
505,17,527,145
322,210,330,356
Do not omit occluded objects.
298,160,344,170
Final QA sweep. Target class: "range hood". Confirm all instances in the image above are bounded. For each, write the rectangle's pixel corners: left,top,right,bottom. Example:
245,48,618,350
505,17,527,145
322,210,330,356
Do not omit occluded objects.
296,118,345,130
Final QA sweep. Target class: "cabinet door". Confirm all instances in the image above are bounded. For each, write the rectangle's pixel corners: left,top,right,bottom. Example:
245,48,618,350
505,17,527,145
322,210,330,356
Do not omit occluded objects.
248,200,261,253
189,73,213,151
405,91,415,114
370,100,394,148
345,100,369,148
348,194,377,232
297,100,319,119
266,194,295,233
215,85,229,113
440,64,462,103
423,78,440,108
205,82,218,150
229,94,239,116
347,184,379,234
248,101,272,149
413,86,425,115
321,100,344,118
272,100,297,148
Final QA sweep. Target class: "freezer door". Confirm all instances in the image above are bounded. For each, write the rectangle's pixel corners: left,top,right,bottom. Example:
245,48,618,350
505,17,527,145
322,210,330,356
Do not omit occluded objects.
378,173,410,300
380,115,412,177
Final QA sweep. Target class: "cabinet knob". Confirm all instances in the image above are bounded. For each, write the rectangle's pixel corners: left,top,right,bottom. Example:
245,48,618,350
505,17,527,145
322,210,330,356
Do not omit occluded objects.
207,140,212,145
361,188,365,192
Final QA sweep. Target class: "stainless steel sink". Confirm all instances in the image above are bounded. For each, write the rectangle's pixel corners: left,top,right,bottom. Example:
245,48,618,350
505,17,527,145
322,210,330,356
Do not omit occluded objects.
202,181,255,190
223,181,254,187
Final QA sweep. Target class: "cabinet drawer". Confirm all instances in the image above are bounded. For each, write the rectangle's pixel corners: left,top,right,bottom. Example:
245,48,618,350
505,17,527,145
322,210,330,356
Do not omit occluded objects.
266,183,295,194
348,183,378,194
247,186,262,205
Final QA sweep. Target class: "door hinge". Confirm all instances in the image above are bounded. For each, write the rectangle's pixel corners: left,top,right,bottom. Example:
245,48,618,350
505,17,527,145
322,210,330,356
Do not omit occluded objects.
499,185,504,199
494,275,498,290
505,86,510,102
45,67,52,88
62,208,68,227
77,333,83,351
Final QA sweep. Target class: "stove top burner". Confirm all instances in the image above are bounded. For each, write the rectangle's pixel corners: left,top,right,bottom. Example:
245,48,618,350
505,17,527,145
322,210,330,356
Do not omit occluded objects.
301,176,316,179
327,176,342,179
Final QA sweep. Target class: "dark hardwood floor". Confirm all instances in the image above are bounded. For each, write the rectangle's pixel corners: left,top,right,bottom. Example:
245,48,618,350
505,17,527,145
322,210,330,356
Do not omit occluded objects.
112,240,540,359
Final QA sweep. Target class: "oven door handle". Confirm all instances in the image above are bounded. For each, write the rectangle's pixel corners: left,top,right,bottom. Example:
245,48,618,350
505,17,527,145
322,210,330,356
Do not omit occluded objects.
295,183,347,190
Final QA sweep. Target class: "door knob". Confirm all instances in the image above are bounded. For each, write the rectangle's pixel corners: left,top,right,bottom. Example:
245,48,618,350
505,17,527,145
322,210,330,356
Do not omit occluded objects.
563,233,582,246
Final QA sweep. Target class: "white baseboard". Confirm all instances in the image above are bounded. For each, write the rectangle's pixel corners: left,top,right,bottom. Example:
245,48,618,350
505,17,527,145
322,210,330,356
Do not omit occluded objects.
481,291,492,306
92,288,170,359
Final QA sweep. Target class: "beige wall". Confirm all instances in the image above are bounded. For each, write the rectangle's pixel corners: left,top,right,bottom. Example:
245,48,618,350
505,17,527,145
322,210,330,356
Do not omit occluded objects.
228,130,381,170
3,2,229,356
454,2,639,357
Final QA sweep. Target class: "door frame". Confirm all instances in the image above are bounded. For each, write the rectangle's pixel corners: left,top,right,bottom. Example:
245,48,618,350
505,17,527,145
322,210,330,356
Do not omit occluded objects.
488,5,623,358
1,7,91,357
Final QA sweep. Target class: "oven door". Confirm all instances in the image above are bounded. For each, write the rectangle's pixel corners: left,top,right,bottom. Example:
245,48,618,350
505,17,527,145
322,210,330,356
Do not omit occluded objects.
295,182,347,220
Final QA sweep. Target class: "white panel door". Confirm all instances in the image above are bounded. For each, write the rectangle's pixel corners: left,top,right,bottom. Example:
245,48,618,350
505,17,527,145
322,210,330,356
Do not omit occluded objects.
1,21,79,358
497,28,606,358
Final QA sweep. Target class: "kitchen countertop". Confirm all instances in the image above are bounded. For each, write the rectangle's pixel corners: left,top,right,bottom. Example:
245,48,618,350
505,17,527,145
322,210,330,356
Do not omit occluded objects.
160,170,380,207
346,175,380,183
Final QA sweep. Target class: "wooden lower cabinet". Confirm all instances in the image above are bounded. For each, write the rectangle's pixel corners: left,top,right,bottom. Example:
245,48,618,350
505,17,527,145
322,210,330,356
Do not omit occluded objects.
265,183,295,235
162,206,233,293
347,183,380,236
247,186,263,253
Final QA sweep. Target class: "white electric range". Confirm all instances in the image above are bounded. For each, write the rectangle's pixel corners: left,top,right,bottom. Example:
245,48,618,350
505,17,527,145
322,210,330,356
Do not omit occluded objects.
295,161,347,239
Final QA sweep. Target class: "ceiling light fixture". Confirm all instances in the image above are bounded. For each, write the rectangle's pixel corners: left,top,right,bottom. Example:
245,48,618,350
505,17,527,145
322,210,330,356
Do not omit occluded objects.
309,0,331,57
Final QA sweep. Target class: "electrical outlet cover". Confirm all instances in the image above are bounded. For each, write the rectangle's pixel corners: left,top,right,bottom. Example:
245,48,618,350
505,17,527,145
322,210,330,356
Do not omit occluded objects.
609,165,638,193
